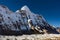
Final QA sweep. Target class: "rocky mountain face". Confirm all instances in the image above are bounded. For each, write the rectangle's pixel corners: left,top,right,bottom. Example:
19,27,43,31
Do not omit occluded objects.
0,5,59,35
56,27,60,33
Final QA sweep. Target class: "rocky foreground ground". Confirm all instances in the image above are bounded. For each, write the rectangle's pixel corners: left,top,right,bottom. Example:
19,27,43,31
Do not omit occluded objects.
0,34,60,40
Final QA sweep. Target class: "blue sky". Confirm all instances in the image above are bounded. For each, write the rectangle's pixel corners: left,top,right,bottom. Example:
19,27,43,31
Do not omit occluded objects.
0,0,60,27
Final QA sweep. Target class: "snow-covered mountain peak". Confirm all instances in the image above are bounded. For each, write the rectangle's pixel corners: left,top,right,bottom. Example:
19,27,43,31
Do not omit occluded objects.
0,5,59,34
0,5,13,14
16,10,20,12
21,5,30,12
0,5,9,10
0,5,7,8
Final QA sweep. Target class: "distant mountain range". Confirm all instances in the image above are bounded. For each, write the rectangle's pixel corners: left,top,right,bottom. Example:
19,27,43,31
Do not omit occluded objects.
0,5,59,35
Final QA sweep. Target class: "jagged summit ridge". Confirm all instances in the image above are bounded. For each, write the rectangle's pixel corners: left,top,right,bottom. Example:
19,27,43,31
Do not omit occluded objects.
16,5,30,13
21,5,30,11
